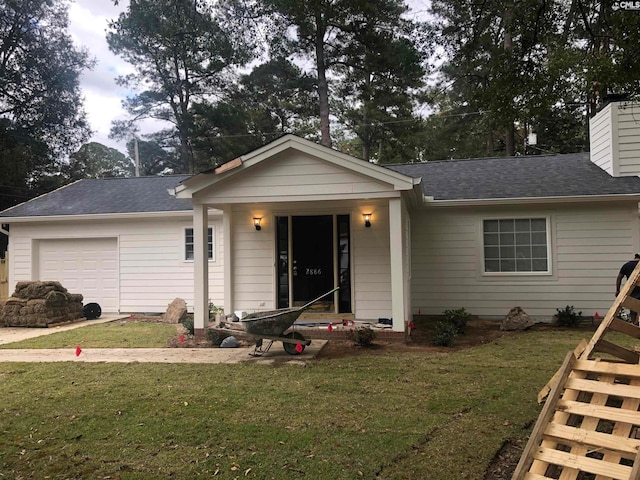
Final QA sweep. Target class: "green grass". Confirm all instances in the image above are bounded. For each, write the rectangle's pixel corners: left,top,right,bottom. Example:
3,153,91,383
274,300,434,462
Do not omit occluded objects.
0,328,598,479
0,321,179,349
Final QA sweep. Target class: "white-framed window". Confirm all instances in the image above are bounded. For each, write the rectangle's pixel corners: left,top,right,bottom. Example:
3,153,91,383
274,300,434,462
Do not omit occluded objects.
185,227,214,261
482,218,550,274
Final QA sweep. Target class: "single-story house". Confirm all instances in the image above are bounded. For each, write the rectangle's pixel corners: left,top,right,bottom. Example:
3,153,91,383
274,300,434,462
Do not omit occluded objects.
2,101,640,335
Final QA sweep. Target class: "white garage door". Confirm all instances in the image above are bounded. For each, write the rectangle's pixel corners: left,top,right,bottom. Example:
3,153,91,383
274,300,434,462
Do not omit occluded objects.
39,238,119,312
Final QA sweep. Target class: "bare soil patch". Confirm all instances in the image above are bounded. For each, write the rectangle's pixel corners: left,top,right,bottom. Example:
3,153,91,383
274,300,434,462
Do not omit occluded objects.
316,318,596,359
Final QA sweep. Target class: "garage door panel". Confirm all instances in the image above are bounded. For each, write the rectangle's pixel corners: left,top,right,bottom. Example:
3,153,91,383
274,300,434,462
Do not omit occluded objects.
38,238,118,312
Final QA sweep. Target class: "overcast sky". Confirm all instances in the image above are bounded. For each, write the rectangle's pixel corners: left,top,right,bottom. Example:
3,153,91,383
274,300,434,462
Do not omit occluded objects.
68,0,133,153
67,0,432,156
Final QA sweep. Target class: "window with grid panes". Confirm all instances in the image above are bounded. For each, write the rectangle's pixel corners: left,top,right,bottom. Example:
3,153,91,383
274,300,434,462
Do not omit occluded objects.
185,227,213,260
483,218,549,273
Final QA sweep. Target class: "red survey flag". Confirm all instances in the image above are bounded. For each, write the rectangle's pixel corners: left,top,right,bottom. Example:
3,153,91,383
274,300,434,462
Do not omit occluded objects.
179,334,185,343
295,342,303,353
75,346,82,357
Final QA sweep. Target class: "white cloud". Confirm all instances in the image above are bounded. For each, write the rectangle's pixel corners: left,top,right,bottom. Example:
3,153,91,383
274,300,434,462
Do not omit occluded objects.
69,0,164,155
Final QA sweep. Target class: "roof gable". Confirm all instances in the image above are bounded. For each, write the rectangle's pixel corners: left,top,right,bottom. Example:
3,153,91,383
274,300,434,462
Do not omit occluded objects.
175,135,420,203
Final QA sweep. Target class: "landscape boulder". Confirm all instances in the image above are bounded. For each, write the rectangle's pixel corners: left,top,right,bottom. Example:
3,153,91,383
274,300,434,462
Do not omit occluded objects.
163,298,188,324
501,306,535,331
0,281,83,327
220,336,239,348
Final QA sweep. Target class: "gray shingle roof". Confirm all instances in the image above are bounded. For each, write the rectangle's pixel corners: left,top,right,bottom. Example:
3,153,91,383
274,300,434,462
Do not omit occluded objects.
0,175,193,218
3,153,640,219
385,153,640,200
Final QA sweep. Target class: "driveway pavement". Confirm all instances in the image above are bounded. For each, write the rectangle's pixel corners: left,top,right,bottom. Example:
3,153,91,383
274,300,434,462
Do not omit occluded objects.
0,316,327,364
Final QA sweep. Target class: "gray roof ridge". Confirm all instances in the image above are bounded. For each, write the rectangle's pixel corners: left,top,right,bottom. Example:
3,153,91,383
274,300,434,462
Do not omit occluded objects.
386,152,587,167
79,173,192,180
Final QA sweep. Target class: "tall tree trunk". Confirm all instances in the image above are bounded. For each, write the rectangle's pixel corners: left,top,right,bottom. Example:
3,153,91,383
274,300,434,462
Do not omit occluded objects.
503,6,516,156
361,74,371,161
505,125,516,156
314,12,332,148
487,130,495,155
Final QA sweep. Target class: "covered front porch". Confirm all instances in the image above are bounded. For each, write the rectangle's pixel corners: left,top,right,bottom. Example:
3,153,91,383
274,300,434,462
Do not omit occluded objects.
174,135,422,334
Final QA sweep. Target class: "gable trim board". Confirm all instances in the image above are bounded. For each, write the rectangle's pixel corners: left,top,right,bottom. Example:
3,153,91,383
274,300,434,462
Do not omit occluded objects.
176,135,421,196
175,135,423,208
2,210,196,223
425,193,640,207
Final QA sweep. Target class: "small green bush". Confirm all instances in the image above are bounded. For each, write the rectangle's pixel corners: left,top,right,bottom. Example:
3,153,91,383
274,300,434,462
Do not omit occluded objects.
555,305,582,328
443,307,471,334
347,326,376,347
181,316,194,335
432,321,458,347
208,301,223,320
206,329,230,347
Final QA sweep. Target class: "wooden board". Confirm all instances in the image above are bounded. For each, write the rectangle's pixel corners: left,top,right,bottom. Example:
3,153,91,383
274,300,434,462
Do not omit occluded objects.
513,261,640,480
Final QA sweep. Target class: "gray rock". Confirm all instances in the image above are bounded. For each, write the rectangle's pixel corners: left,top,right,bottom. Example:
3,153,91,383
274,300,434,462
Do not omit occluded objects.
220,336,239,348
163,298,188,324
501,306,534,331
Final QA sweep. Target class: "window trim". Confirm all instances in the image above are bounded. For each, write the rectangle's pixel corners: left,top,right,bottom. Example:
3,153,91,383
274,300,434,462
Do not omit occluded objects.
481,216,552,276
184,226,214,262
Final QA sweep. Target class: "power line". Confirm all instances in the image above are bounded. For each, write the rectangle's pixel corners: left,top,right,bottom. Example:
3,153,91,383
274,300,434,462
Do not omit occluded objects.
197,110,487,140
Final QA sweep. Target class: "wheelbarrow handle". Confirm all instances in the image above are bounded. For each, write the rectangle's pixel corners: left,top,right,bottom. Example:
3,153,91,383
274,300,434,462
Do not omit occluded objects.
299,286,340,311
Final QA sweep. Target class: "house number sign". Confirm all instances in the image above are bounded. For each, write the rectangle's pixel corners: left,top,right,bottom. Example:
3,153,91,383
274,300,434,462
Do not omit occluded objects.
306,268,322,276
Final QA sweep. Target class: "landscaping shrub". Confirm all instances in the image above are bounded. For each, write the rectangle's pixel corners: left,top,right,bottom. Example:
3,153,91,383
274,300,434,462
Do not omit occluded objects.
555,305,582,328
181,316,194,335
206,328,230,347
347,326,376,347
443,307,471,334
432,321,457,347
208,301,223,321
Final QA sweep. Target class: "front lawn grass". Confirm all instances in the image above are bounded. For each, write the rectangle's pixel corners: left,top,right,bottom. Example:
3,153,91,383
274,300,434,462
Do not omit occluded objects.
0,320,178,349
0,328,596,479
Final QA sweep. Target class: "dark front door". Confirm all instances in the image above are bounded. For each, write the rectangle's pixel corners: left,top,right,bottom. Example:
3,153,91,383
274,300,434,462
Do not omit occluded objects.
292,215,334,308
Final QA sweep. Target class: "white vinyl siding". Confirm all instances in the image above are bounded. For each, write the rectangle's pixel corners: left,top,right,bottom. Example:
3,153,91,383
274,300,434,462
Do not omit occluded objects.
185,227,213,261
411,203,639,321
228,199,392,321
482,217,550,274
196,149,398,204
589,106,615,175
590,102,640,177
7,216,224,314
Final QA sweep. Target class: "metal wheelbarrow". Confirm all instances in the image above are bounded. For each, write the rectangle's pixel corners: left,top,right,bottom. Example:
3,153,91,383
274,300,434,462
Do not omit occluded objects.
240,287,339,356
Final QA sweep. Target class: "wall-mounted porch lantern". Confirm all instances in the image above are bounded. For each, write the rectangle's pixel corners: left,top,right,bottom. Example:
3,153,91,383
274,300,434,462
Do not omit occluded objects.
363,213,372,228
253,217,262,231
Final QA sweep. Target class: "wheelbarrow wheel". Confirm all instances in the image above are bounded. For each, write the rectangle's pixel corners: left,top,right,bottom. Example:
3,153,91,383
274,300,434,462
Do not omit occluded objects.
282,332,306,355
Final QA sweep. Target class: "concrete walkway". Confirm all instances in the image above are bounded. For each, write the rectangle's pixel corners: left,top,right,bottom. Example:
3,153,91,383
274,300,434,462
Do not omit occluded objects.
0,316,327,364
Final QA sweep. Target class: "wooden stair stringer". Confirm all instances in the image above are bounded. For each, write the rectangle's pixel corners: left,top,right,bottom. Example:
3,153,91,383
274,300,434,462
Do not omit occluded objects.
513,261,640,480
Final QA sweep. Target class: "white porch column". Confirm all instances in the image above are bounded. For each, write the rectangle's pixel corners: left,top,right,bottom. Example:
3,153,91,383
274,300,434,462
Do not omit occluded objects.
193,202,209,334
223,207,233,317
389,198,408,332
